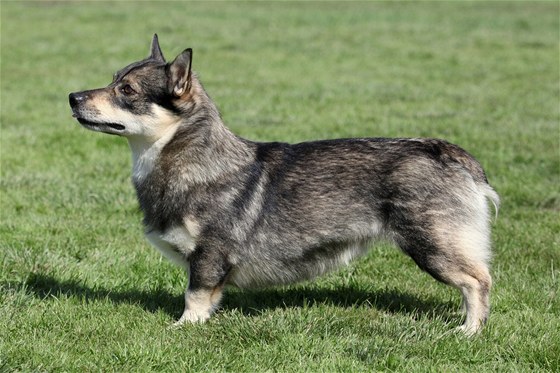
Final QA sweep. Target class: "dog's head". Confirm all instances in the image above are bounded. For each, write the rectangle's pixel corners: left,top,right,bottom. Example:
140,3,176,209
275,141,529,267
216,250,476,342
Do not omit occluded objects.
69,35,193,140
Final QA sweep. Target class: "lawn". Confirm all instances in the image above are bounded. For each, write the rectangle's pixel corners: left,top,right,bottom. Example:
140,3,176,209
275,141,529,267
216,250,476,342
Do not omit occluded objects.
1,1,559,371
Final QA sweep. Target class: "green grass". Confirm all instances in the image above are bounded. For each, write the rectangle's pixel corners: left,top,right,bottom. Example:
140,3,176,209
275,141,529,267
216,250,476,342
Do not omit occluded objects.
1,1,559,371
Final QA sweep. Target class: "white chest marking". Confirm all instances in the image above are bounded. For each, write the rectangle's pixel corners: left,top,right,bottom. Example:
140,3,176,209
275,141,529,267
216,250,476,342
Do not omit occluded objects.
129,130,176,183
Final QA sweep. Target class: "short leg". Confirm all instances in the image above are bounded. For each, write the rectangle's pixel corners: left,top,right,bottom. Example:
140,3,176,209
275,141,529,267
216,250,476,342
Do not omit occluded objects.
455,267,491,336
175,285,225,324
414,254,491,335
398,232,492,336
174,245,230,325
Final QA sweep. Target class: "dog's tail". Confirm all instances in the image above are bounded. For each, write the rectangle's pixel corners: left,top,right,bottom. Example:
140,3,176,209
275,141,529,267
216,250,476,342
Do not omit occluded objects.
458,157,500,220
477,182,500,220
441,142,500,220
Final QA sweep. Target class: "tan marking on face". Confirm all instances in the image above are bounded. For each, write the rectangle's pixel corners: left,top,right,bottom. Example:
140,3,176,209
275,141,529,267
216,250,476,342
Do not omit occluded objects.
75,89,113,120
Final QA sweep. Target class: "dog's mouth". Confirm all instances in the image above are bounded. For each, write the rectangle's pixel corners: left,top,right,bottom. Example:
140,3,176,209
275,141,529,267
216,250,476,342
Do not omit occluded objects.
75,117,126,131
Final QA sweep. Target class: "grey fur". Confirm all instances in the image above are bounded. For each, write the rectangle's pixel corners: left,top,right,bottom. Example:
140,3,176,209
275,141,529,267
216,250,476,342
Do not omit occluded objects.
69,36,499,335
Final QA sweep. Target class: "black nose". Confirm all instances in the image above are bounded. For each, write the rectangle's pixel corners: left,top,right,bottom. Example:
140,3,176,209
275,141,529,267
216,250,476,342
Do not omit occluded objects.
69,92,85,108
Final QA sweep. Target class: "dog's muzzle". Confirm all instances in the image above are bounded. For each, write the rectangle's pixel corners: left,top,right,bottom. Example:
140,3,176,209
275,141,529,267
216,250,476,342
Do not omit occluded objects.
68,91,126,132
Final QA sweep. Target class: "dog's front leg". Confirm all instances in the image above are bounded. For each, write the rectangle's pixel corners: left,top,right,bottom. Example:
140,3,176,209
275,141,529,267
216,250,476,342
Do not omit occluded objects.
174,286,224,325
174,246,230,325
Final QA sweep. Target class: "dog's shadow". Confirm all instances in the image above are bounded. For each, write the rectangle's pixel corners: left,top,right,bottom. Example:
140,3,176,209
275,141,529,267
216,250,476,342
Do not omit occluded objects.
21,272,456,321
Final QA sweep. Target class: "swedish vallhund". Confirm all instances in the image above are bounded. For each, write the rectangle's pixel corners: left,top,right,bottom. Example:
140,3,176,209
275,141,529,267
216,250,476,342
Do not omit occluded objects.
69,35,499,335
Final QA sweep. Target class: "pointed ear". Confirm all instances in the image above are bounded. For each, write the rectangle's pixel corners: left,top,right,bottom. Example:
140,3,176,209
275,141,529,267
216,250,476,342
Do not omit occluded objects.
149,34,165,62
167,48,192,97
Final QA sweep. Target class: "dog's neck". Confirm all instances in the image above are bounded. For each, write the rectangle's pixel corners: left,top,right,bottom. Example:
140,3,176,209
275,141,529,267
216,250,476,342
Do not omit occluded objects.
128,79,253,187
128,126,178,184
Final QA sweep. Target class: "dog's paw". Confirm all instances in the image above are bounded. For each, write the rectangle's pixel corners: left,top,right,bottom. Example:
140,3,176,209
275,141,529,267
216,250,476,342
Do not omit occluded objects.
455,323,480,337
172,309,211,327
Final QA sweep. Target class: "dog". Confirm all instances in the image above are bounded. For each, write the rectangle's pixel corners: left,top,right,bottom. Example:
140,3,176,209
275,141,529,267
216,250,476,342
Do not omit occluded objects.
69,35,499,335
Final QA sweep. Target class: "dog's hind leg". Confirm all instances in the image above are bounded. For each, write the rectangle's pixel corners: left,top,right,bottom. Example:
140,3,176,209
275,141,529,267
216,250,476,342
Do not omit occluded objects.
455,266,491,336
396,224,492,336
174,245,230,325
430,258,492,336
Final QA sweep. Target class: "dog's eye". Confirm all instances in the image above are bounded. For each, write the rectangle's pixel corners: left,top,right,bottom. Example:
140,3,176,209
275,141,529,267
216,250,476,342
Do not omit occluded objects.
121,84,135,95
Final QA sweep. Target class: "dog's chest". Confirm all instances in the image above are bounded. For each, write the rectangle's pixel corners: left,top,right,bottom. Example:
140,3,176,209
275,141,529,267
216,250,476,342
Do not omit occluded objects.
145,221,199,269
